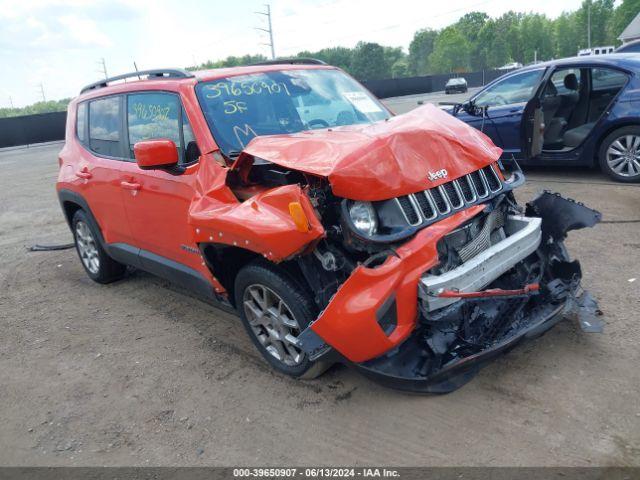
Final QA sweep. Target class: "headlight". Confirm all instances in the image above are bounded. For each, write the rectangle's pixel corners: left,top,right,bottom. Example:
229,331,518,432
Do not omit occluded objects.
349,201,378,236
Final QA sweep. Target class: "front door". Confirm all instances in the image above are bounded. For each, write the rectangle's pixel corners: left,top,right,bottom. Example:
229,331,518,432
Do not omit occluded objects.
471,68,546,159
118,92,206,275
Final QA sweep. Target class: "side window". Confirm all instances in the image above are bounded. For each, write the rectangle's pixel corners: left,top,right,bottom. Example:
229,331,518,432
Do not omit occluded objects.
89,96,123,157
592,68,628,92
127,93,181,159
76,102,87,143
549,68,581,95
474,70,544,107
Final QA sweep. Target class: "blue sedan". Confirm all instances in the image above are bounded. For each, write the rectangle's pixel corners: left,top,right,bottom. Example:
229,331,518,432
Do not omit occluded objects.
445,54,640,182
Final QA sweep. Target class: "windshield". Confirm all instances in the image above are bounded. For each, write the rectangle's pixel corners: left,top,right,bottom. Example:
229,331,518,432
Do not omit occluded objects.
196,68,390,155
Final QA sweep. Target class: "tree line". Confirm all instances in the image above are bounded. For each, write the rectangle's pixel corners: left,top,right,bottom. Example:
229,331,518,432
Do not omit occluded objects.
3,0,638,117
195,0,638,80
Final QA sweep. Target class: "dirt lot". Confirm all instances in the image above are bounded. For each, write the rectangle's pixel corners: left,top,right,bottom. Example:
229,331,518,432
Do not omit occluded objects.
0,142,639,467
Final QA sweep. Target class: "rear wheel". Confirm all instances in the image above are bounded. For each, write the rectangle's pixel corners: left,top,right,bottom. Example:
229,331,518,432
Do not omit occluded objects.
72,210,126,283
598,126,640,183
234,261,331,379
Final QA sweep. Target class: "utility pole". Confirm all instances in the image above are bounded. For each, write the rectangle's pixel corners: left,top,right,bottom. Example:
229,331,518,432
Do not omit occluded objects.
38,83,46,102
255,4,275,59
98,58,108,79
9,96,14,109
587,1,592,50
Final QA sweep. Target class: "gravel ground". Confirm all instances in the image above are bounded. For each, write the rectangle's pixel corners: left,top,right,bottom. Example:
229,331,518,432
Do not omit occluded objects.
0,138,639,467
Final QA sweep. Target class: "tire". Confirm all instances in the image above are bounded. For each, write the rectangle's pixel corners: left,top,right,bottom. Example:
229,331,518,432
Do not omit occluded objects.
71,210,126,283
234,261,331,379
598,126,640,183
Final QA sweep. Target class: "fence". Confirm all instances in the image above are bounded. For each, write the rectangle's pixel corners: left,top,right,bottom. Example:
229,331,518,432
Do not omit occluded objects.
363,69,511,98
0,111,67,148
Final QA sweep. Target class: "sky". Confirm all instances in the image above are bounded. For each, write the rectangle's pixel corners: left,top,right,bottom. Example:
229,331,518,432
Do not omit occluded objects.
0,0,588,107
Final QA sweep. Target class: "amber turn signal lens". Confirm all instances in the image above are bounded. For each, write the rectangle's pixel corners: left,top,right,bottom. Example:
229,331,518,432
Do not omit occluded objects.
289,201,310,232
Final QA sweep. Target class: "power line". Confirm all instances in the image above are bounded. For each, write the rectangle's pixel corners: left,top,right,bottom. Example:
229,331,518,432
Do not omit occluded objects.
255,4,276,59
98,58,108,79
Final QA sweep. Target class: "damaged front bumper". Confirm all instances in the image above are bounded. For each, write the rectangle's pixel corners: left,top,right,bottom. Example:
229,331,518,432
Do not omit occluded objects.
298,191,602,393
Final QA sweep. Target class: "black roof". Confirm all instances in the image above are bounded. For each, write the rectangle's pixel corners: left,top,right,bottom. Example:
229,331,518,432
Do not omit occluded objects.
251,58,326,66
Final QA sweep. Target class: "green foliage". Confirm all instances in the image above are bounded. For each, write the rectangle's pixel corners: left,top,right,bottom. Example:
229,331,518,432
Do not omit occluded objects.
610,0,640,41
187,54,268,70
11,0,640,118
428,27,471,73
454,12,489,70
408,29,438,75
11,0,639,115
186,0,636,81
296,47,353,71
350,42,388,80
0,99,70,119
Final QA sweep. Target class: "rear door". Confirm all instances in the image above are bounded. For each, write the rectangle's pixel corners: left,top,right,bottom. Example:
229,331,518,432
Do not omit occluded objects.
472,68,546,159
588,67,629,123
74,95,133,245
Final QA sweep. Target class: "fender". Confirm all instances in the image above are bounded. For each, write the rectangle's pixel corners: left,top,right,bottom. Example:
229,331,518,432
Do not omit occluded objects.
189,184,325,262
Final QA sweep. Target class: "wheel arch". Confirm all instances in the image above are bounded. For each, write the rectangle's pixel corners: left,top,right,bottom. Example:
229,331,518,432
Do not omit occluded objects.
200,243,312,308
57,189,106,247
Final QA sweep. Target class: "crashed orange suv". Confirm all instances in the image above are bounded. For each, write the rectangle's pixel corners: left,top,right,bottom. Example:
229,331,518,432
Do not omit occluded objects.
57,59,602,392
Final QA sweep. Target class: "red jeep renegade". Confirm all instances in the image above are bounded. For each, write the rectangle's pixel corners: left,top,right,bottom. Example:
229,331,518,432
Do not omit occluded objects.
57,60,602,392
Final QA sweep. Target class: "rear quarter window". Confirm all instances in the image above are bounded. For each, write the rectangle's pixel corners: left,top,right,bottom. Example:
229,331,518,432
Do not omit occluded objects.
592,68,628,92
89,96,123,157
76,103,87,143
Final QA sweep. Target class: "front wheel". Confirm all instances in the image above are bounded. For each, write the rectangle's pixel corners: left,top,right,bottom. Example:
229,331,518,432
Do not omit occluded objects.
234,261,331,379
598,126,640,183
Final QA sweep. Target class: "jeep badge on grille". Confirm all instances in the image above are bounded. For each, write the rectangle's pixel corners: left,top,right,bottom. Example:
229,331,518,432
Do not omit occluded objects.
428,169,448,181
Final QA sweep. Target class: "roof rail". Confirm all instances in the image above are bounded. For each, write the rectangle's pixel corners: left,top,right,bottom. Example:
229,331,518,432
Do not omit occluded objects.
80,68,195,94
251,58,327,66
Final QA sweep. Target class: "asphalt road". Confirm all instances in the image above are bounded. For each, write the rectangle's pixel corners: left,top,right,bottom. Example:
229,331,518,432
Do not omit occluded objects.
0,134,639,466
381,87,482,114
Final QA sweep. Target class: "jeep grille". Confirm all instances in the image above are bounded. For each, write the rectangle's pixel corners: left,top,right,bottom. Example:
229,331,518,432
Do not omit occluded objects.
395,164,503,227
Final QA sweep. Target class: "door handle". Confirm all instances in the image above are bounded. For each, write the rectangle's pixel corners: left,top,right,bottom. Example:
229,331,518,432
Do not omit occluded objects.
120,180,141,191
75,168,92,179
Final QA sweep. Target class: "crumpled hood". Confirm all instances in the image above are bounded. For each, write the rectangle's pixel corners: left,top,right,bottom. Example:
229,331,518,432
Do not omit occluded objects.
236,104,503,201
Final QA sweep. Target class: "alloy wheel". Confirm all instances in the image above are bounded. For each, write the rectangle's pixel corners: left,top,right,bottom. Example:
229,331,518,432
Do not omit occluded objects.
75,221,100,274
242,284,304,366
606,134,640,177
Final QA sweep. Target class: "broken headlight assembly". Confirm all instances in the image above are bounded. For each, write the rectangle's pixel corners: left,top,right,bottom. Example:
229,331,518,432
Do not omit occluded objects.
348,201,378,236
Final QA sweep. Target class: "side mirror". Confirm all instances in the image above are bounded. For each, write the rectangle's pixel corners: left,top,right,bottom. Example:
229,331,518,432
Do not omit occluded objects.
134,139,178,169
